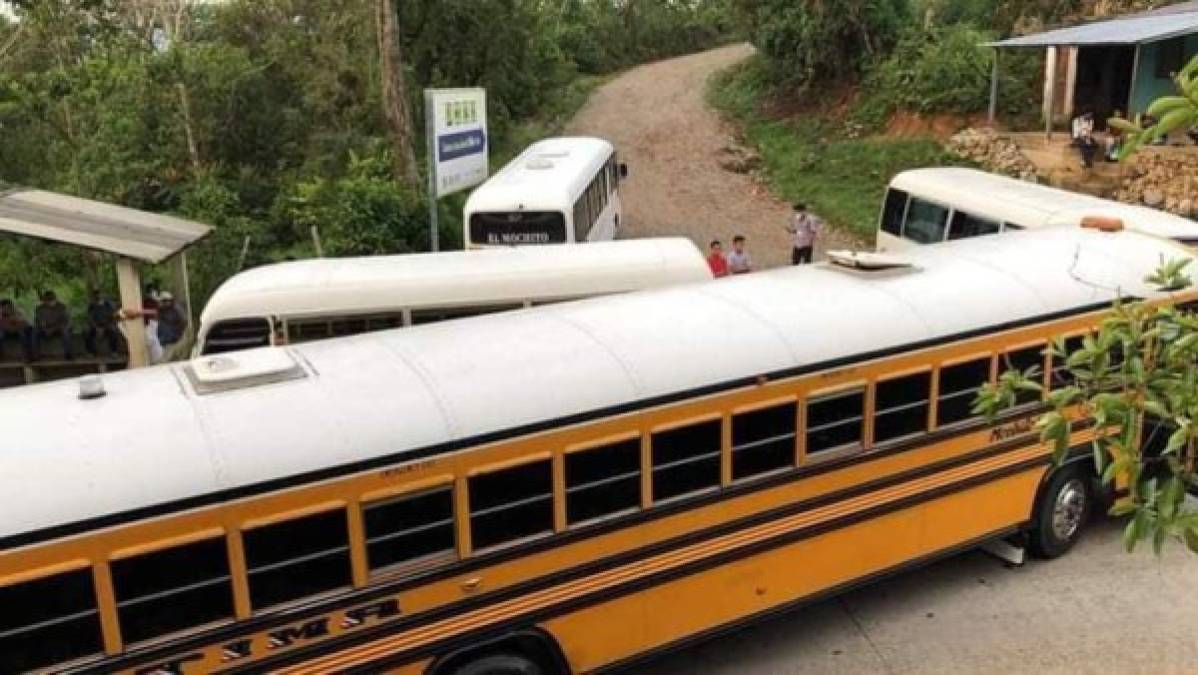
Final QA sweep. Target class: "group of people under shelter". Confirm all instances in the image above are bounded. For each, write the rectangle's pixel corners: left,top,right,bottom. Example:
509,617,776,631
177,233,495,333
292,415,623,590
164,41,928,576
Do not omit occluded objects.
706,203,824,277
0,285,187,364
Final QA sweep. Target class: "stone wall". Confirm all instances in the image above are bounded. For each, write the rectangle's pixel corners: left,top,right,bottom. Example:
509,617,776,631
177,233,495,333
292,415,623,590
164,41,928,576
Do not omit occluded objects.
947,128,1038,181
1116,148,1198,217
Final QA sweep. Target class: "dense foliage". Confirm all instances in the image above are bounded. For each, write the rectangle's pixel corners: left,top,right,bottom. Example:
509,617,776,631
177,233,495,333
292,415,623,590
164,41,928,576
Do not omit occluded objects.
977,259,1198,555
0,0,734,311
731,0,910,86
853,23,1041,127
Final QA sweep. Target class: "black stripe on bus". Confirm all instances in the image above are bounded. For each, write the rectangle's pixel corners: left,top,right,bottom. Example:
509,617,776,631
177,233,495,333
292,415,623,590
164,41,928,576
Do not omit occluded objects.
1,299,1115,552
83,432,1073,674
245,455,1055,674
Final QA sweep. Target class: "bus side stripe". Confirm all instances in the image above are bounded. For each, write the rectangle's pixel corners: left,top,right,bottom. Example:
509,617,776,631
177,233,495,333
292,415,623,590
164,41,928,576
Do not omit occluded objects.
84,430,1079,674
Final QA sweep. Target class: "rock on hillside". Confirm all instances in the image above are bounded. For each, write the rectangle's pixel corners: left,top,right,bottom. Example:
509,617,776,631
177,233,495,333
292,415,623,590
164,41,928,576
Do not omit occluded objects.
947,128,1038,181
1117,150,1198,217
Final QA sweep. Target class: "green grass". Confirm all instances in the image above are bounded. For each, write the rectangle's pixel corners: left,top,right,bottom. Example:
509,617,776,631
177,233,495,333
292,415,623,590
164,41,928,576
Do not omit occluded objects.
707,58,964,241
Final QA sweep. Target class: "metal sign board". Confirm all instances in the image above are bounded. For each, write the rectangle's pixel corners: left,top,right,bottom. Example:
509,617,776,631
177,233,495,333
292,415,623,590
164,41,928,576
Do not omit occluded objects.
424,88,489,198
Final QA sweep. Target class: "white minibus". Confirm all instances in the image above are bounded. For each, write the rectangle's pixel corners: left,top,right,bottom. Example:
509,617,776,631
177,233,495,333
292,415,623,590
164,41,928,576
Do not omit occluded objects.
463,136,626,248
878,167,1198,251
194,238,708,356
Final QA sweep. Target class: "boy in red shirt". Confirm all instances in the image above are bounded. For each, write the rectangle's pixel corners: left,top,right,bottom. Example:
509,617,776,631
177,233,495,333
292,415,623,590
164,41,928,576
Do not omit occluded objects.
707,240,729,278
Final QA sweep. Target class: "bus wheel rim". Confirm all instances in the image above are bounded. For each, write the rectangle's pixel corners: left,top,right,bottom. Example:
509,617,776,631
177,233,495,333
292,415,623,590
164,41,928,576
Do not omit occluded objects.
1051,478,1086,541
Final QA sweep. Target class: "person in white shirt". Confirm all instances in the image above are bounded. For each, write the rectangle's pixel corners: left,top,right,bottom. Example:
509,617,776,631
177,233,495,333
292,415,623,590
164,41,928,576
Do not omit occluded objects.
727,235,752,274
116,307,165,364
786,203,821,265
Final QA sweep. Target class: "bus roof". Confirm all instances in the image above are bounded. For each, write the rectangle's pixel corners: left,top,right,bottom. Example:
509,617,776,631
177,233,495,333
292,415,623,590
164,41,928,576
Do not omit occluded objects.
891,168,1198,240
198,238,709,327
464,136,615,213
3,225,1192,546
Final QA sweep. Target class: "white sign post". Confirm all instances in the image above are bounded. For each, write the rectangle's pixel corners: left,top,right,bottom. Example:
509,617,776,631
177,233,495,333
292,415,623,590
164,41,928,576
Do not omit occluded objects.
425,88,488,251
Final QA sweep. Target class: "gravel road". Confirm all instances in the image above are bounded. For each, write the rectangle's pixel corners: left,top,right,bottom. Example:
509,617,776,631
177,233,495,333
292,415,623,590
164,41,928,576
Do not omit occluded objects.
566,44,861,269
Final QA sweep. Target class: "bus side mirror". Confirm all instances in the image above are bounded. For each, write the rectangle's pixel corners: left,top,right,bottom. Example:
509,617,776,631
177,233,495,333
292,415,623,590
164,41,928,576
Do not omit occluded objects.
619,163,629,178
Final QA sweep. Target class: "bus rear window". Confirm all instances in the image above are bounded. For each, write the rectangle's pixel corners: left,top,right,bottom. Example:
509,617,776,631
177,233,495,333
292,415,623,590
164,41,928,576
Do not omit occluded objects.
469,212,567,245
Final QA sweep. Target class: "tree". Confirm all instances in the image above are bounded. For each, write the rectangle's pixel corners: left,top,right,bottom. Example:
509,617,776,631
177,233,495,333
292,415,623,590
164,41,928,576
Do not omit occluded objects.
732,0,909,87
976,259,1198,555
376,0,420,190
1110,55,1198,158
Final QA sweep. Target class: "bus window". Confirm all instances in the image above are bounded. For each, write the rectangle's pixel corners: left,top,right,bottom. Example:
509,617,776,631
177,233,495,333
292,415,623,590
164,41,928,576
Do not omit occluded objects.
469,460,554,551
805,389,865,457
1002,344,1046,405
903,198,950,244
111,536,234,644
201,317,272,355
292,320,333,343
1050,335,1086,389
565,438,642,525
948,211,1002,240
873,371,932,444
469,211,568,246
880,188,909,237
651,420,722,502
364,487,457,574
410,303,523,326
936,357,991,427
732,402,797,480
244,509,352,611
0,569,102,672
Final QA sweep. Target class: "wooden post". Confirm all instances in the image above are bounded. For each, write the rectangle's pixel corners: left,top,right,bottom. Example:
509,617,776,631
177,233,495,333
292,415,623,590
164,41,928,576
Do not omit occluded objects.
1128,44,1142,116
116,257,148,369
1063,47,1078,119
988,48,1000,125
1044,46,1058,140
170,251,196,352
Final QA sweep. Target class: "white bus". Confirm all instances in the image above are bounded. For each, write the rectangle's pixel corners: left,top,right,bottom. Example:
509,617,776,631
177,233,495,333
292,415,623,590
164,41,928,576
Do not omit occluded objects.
877,167,1198,252
194,238,708,356
464,136,627,248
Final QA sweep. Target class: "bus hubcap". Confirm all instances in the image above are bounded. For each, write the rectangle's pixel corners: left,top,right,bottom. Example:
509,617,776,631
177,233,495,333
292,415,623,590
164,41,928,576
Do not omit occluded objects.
1051,479,1086,541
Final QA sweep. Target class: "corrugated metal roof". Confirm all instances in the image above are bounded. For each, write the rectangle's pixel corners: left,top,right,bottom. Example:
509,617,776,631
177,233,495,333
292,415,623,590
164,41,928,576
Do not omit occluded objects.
986,10,1198,47
0,187,212,263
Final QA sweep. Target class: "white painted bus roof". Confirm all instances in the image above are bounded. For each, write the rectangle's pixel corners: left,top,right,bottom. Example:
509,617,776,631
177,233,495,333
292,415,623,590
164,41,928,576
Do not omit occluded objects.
891,168,1198,240
3,226,1192,543
464,136,615,213
199,237,710,326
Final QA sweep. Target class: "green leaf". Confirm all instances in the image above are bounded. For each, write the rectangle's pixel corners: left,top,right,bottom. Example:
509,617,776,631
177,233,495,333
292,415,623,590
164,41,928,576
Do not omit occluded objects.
1145,95,1192,118
1185,527,1198,554
1154,525,1167,556
1124,517,1140,553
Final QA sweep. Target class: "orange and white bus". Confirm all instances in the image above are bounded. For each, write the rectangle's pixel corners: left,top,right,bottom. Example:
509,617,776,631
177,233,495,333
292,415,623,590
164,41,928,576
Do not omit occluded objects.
0,225,1188,674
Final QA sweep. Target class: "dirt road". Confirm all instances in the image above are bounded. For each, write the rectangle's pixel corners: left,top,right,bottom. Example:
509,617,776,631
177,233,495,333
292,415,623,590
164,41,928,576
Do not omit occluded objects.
567,44,859,269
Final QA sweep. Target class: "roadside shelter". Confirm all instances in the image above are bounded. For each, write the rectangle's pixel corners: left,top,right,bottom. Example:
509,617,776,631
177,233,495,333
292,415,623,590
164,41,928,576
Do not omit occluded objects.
986,2,1198,135
0,186,211,372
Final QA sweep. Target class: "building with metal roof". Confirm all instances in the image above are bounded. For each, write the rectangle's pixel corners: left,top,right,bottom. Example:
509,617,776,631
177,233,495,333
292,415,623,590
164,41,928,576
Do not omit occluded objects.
985,2,1198,132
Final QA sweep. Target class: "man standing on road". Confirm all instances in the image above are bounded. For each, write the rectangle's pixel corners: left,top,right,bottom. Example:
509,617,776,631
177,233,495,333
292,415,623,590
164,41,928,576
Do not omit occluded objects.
727,235,752,275
786,203,821,265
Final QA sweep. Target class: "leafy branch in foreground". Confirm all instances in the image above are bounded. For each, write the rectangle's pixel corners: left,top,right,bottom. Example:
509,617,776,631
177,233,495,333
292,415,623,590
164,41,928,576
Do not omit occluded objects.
1109,55,1198,159
974,258,1198,555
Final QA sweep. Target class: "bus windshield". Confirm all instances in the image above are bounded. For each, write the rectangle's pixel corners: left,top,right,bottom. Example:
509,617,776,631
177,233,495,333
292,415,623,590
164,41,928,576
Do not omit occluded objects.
469,211,568,246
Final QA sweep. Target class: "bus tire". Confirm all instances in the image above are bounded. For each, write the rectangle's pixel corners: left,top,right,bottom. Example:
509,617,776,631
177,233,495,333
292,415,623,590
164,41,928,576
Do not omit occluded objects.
448,653,544,675
1028,464,1090,559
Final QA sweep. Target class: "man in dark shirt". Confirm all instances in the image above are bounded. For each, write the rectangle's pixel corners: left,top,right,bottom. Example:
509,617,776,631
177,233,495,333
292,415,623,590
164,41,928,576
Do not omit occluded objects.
0,299,34,362
34,290,73,360
85,290,120,356
157,292,187,347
